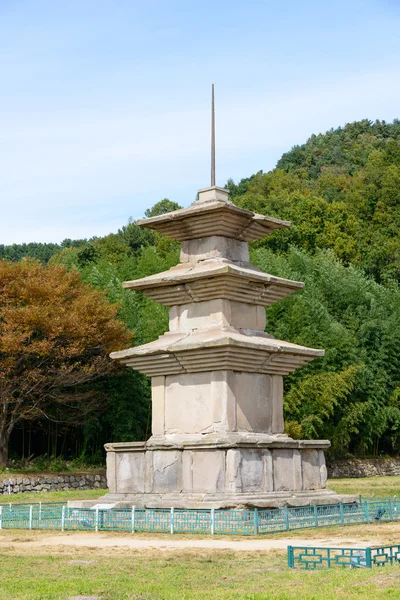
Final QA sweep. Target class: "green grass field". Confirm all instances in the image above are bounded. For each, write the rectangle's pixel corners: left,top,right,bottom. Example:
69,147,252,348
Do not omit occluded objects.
1,476,400,599
0,545,400,600
0,487,106,504
1,474,400,504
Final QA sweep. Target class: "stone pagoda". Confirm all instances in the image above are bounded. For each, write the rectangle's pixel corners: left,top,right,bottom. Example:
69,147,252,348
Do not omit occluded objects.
101,184,345,508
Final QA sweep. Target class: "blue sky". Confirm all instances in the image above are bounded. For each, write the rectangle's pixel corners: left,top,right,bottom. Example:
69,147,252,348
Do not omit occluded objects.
1,0,400,244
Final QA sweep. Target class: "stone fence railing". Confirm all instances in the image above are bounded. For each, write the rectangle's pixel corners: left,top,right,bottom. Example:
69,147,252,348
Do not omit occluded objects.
328,458,400,479
0,472,107,495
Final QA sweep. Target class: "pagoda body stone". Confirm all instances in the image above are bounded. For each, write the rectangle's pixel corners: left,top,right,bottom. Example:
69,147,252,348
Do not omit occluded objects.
100,186,350,508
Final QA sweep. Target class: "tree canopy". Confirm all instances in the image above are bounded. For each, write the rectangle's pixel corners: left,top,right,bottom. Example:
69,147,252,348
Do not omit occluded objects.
233,119,400,283
0,259,130,466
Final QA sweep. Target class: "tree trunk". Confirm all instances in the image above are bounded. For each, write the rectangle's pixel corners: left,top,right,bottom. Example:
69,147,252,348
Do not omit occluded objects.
0,434,9,467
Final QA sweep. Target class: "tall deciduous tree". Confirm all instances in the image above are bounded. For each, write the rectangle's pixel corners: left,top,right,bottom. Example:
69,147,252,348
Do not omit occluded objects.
0,260,131,466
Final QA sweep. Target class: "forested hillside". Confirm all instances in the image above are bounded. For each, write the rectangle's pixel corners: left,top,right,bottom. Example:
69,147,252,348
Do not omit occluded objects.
0,239,87,263
2,120,400,463
230,119,400,283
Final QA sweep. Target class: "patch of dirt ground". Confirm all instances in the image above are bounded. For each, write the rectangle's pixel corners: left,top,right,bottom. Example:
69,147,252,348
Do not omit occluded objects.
0,526,396,555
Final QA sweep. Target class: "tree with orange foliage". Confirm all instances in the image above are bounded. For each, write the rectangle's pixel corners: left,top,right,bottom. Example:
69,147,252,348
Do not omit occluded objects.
0,260,131,466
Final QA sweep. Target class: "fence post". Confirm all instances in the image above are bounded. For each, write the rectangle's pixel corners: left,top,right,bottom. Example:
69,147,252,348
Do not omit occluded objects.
210,509,215,535
366,547,372,569
339,501,345,526
39,502,42,521
284,506,289,531
364,500,371,524
170,508,174,535
61,506,65,532
95,508,99,532
0,506,2,530
29,505,33,530
131,506,136,533
388,498,393,521
313,504,318,528
287,545,293,568
254,508,259,536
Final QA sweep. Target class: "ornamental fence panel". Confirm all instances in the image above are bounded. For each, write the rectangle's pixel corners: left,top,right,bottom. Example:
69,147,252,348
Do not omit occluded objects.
288,542,400,569
288,546,371,570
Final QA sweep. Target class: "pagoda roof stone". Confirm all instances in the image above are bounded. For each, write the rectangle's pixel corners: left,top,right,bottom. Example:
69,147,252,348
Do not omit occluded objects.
111,328,324,377
137,198,290,242
123,259,304,306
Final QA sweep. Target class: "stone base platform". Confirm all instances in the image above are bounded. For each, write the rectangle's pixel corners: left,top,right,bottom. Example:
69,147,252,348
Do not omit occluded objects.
73,489,352,510
70,434,355,509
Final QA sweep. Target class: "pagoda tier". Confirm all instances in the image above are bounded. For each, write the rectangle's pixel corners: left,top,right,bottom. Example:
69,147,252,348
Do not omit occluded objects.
110,330,323,377
137,186,290,241
123,260,304,306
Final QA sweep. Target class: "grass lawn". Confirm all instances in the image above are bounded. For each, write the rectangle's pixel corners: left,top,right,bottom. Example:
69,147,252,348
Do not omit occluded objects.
0,544,400,600
1,474,400,505
0,488,106,504
329,475,400,498
1,475,400,599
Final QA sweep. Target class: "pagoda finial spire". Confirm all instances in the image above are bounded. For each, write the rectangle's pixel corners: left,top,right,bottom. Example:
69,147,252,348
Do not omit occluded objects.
211,84,215,187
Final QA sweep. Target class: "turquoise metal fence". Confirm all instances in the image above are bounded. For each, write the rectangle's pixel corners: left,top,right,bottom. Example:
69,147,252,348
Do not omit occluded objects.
288,543,400,569
0,497,397,535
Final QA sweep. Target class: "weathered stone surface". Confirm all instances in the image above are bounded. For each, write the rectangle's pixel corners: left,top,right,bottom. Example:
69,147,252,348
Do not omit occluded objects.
168,299,267,332
301,449,322,490
164,372,224,434
73,490,354,510
191,450,225,493
152,450,182,493
236,373,282,434
109,434,330,451
180,235,249,264
106,450,116,493
226,449,264,493
91,443,334,507
273,449,297,492
159,370,285,437
151,376,165,436
116,452,145,494
263,449,274,492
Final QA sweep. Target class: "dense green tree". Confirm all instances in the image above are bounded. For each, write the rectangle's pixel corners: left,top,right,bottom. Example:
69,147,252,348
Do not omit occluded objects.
233,120,400,283
144,198,181,218
0,239,87,264
253,247,400,455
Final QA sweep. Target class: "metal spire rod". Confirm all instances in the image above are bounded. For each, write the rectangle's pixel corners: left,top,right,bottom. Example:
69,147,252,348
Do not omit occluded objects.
211,84,215,187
